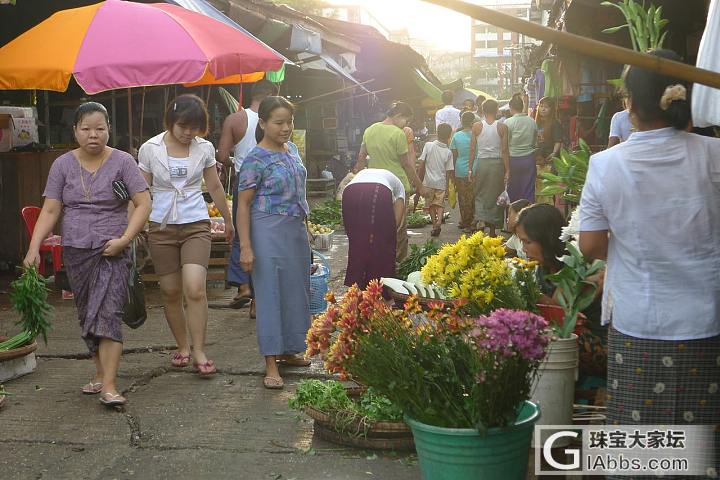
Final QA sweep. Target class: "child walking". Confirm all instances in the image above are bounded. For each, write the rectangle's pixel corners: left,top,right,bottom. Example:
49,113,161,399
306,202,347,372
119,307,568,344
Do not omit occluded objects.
418,123,455,237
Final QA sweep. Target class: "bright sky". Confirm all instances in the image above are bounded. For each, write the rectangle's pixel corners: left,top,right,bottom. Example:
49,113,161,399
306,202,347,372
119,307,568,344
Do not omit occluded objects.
326,0,471,52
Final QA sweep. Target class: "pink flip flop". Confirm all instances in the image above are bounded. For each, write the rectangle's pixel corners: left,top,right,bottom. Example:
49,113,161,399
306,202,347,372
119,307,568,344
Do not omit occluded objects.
171,352,191,368
81,381,103,395
193,360,217,377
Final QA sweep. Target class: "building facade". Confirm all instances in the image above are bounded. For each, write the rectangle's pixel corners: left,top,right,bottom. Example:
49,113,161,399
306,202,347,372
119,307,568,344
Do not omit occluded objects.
469,0,544,98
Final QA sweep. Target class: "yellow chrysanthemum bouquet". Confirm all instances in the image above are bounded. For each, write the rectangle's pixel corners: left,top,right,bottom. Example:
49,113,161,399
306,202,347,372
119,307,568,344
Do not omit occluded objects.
422,232,540,315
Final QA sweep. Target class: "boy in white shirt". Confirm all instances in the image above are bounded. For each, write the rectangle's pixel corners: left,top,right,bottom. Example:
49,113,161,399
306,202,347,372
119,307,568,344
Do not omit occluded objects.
419,123,455,237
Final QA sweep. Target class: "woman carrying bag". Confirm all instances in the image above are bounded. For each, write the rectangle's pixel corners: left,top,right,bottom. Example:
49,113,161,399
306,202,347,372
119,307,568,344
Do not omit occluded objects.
24,102,151,407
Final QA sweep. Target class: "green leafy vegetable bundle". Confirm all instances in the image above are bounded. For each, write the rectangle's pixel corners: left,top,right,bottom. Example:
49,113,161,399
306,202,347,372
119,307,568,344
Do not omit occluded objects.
308,200,342,226
0,266,52,351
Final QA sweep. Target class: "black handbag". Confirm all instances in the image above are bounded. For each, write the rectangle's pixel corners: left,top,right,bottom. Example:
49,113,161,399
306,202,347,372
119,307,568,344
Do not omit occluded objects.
112,180,131,202
122,240,147,329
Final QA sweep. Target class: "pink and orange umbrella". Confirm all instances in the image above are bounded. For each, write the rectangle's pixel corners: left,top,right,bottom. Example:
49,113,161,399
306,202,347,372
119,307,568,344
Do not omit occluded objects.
0,0,284,94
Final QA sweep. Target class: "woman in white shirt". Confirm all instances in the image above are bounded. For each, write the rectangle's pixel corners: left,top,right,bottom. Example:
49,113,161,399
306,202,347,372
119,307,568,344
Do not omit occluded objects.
139,95,233,376
342,168,405,289
580,50,720,436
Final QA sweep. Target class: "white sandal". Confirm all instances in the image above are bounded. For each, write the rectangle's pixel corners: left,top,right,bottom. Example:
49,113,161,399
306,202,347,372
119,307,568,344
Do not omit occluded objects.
99,392,127,406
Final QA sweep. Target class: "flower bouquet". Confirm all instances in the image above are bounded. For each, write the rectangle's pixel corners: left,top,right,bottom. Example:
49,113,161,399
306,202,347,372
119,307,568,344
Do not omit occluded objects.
420,231,540,315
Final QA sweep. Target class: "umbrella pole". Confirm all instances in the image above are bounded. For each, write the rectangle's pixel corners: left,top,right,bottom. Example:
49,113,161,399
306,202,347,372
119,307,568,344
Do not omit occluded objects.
139,87,146,146
43,91,50,146
111,91,117,147
127,88,133,154
422,0,720,90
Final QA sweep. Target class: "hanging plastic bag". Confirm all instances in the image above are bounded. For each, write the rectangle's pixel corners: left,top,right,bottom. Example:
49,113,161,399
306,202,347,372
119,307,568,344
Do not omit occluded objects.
496,189,510,207
448,180,457,209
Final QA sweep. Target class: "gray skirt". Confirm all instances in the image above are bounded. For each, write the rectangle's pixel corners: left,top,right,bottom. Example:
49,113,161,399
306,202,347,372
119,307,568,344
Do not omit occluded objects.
606,328,720,479
473,157,505,226
250,209,311,356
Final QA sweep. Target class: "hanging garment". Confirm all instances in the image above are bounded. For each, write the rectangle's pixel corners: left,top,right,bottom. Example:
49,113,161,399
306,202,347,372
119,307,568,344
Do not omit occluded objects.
692,0,720,127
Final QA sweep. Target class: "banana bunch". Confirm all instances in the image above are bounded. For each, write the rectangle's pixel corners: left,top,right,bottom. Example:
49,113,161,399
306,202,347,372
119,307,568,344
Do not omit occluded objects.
308,222,333,235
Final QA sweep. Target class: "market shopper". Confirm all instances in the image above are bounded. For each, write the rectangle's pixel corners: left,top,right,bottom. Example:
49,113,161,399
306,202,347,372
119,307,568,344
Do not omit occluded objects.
342,168,405,290
474,94,487,123
450,111,478,232
607,96,633,147
217,79,278,312
24,102,151,407
418,122,455,237
236,96,312,390
435,90,461,131
469,99,509,237
354,102,429,261
535,96,563,205
505,94,538,202
139,94,233,377
516,204,605,377
579,50,720,434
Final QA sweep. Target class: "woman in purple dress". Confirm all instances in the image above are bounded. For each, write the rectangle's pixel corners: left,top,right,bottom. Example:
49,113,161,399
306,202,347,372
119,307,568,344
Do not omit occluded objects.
24,102,151,407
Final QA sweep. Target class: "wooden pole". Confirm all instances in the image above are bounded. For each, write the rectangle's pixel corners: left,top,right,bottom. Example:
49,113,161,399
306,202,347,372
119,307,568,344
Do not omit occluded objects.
111,90,117,147
422,0,720,90
127,88,133,154
139,87,146,146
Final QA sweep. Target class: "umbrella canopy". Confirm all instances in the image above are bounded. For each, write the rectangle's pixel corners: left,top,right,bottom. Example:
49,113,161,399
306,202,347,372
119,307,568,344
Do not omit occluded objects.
0,0,285,94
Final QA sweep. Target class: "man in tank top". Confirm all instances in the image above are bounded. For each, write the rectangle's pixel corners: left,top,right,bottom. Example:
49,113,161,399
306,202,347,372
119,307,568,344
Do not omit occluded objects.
217,80,278,310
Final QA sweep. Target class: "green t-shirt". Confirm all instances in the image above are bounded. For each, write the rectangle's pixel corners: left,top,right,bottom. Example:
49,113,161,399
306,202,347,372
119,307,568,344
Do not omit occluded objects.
363,122,410,191
505,113,537,157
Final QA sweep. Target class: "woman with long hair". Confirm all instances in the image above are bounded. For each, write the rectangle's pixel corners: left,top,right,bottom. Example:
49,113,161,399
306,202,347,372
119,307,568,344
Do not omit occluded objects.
236,96,312,390
139,94,233,377
534,96,563,205
580,49,720,448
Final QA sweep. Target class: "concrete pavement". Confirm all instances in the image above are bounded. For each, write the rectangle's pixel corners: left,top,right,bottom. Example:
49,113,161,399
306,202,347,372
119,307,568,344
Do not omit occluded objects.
0,206,477,480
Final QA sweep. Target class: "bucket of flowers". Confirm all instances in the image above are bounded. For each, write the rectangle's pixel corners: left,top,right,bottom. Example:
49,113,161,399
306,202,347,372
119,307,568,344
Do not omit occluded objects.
306,281,550,480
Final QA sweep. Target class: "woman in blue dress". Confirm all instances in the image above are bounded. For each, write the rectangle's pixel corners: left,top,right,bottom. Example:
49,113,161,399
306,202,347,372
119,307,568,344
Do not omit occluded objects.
236,96,311,390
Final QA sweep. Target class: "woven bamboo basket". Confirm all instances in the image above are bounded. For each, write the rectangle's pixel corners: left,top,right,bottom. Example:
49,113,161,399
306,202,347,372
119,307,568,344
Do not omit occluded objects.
0,337,38,362
305,405,415,451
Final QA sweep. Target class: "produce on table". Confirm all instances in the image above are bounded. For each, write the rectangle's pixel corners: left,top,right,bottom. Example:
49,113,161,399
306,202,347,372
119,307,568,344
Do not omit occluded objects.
381,278,446,300
307,222,333,236
406,212,429,228
308,200,342,226
289,379,403,435
397,240,440,280
0,266,52,351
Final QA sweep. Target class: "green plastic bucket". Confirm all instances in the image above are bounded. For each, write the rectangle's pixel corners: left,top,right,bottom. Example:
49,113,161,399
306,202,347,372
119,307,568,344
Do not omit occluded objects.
405,401,540,480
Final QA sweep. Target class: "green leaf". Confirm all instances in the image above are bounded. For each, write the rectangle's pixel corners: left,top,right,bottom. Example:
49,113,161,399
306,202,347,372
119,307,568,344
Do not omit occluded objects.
602,25,629,34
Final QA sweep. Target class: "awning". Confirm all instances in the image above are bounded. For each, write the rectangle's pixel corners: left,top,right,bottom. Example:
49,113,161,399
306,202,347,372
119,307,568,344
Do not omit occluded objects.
296,52,371,93
412,68,444,101
167,0,292,65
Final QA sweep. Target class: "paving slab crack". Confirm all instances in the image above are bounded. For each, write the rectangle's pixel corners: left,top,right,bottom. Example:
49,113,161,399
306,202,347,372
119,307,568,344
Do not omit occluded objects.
38,345,181,360
125,413,142,447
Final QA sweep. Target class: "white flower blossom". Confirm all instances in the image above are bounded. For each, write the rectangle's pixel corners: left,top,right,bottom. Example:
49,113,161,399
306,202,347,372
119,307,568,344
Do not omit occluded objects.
560,207,581,243
615,353,624,364
709,383,718,394
631,410,641,421
683,411,694,422
653,383,665,394
662,356,674,367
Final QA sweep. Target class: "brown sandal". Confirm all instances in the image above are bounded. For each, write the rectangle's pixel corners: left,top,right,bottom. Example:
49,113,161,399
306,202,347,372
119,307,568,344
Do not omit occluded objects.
263,376,284,389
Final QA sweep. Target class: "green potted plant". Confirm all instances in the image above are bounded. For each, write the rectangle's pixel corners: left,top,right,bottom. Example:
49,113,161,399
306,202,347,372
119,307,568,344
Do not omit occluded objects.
307,282,549,480
538,139,591,207
532,243,605,443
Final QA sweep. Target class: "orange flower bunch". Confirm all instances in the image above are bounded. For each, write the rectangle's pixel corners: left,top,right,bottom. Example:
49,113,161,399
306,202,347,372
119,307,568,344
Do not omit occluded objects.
307,281,478,377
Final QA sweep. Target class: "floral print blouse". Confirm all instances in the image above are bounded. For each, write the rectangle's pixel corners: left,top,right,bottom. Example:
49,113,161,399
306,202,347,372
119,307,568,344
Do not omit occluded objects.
236,142,309,218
